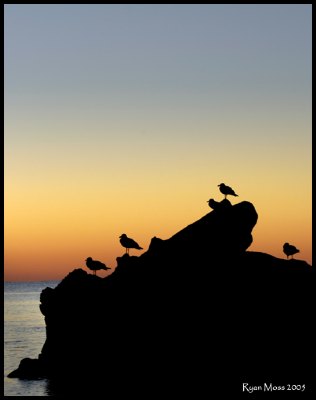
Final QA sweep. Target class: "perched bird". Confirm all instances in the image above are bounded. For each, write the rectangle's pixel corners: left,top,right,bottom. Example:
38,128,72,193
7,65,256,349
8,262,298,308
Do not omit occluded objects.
85,257,111,275
283,243,300,259
218,183,238,199
207,198,220,210
207,198,232,210
119,234,143,255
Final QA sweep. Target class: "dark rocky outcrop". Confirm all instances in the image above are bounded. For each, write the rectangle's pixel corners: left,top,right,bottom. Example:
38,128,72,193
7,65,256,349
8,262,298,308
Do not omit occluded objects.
8,200,314,395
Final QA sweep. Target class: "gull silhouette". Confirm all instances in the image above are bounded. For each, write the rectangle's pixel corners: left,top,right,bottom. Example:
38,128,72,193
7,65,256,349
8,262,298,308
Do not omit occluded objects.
85,257,111,275
283,243,300,259
207,199,220,210
119,234,143,255
218,183,238,199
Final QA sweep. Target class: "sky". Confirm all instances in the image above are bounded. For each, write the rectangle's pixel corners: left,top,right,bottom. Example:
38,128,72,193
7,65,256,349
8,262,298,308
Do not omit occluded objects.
4,4,312,281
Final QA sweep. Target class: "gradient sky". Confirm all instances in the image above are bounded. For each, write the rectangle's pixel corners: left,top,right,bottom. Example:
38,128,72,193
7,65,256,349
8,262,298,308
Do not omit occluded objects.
4,4,312,281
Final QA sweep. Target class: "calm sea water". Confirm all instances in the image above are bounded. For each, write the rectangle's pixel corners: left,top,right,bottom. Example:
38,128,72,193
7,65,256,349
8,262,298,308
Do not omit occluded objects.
4,281,60,397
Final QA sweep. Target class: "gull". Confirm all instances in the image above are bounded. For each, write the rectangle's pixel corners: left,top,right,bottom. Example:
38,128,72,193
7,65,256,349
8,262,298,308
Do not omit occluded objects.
119,234,143,255
207,199,220,210
283,243,300,259
85,257,111,275
218,183,238,199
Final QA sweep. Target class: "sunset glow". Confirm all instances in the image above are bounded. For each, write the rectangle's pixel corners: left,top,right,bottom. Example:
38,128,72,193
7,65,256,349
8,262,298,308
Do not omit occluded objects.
4,4,312,281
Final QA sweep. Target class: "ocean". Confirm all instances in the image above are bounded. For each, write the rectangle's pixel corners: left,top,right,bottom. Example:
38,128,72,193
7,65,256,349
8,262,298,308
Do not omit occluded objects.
4,281,60,397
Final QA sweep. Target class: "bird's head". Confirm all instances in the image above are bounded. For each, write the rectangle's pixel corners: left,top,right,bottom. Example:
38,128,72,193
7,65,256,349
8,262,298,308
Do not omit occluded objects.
218,183,224,187
119,234,126,238
86,257,92,262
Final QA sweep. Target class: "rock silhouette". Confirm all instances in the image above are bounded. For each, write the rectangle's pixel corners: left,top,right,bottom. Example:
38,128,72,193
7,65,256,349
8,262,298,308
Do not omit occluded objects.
283,242,300,259
218,182,238,198
85,257,110,275
8,200,314,395
119,233,143,254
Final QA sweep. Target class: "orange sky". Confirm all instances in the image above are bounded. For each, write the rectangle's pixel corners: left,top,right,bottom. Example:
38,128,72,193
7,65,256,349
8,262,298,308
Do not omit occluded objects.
4,174,312,281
